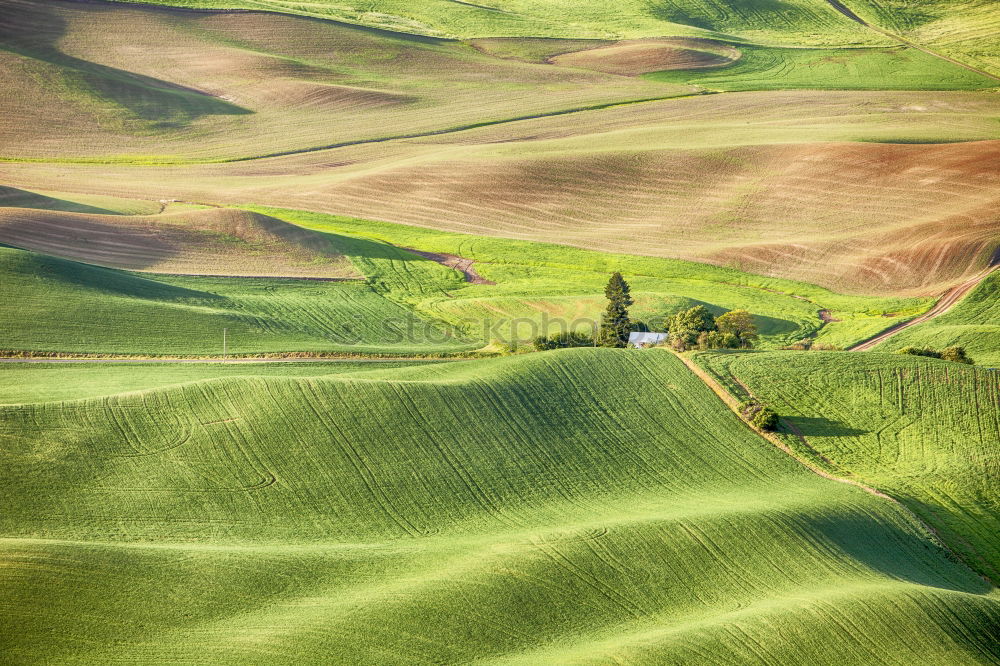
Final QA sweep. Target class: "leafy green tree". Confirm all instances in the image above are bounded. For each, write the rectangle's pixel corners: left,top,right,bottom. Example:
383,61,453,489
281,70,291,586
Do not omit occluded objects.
740,399,779,431
751,407,779,431
597,272,633,348
668,305,715,351
715,309,758,348
697,330,740,350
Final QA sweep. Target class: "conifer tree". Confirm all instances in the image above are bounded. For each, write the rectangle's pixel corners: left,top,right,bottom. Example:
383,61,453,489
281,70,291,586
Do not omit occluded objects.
598,272,633,347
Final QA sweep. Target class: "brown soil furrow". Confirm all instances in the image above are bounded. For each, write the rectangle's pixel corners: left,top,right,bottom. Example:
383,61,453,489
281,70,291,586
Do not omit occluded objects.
402,247,495,285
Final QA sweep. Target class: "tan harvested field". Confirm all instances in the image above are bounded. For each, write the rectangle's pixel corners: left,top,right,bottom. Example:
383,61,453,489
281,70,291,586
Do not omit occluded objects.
550,39,741,76
0,0,687,161
0,206,359,277
5,88,998,295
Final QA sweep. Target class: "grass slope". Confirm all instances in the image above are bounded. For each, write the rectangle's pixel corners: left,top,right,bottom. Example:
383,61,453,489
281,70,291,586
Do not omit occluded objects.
644,44,998,90
846,0,1000,76
1,349,999,663
248,205,933,348
0,360,454,403
874,270,1000,366
0,247,467,355
696,350,1000,580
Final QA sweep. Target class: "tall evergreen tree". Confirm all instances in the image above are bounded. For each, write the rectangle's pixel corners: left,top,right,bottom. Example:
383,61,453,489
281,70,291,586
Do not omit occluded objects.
598,272,633,347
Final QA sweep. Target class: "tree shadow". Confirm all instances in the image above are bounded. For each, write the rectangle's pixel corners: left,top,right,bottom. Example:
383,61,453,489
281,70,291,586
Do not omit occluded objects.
752,313,800,337
783,416,867,437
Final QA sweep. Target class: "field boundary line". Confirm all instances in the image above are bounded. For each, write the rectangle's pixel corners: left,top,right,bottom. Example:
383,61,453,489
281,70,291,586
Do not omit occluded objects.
848,265,999,351
668,349,996,587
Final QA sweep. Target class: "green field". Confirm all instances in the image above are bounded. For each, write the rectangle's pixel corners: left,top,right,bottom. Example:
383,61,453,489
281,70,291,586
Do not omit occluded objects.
644,44,999,90
874,270,1000,366
3,0,1000,661
3,350,999,663
249,205,932,349
95,0,888,43
1,201,937,356
696,350,1000,581
0,360,452,403
0,247,469,355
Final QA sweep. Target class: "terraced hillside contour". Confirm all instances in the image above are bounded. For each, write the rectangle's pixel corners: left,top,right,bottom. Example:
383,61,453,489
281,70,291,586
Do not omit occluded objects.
2,350,999,663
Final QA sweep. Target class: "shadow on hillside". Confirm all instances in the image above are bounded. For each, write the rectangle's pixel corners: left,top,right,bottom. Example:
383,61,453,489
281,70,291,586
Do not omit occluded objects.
0,2,251,129
784,416,867,437
2,246,221,302
810,511,992,594
752,313,800,337
0,186,119,215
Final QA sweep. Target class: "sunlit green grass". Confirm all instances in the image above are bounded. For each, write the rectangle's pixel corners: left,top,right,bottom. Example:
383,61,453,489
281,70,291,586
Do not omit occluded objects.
2,349,998,663
0,247,469,355
696,349,1000,581
874,270,1000,366
644,45,999,91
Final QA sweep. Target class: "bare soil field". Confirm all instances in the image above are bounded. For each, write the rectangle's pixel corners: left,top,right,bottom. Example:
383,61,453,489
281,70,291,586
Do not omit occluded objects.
8,99,995,295
0,207,359,277
550,38,741,76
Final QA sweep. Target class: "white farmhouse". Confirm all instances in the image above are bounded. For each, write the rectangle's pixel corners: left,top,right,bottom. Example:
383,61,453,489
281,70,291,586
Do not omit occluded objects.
628,332,668,349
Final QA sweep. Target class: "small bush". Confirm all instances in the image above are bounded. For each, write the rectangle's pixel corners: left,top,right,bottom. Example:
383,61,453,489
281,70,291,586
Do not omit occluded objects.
940,346,974,365
751,407,779,431
896,346,941,359
532,331,593,351
896,345,974,364
740,399,778,431
697,330,742,350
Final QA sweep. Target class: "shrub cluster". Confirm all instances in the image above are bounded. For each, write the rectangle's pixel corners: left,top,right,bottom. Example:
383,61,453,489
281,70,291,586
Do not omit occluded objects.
896,345,974,365
665,306,758,352
532,331,593,351
741,399,779,431
782,339,842,351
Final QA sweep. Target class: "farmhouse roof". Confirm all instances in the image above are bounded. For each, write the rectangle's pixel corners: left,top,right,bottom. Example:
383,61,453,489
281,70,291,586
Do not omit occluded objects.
628,332,668,348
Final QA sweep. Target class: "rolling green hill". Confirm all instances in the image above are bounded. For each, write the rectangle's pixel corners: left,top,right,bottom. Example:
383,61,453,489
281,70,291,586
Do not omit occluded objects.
874,270,1000,366
696,350,1000,581
0,247,468,355
2,350,999,663
0,198,937,355
3,0,999,661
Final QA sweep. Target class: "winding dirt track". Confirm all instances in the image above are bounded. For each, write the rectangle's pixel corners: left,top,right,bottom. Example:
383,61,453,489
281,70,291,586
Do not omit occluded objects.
848,266,998,351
